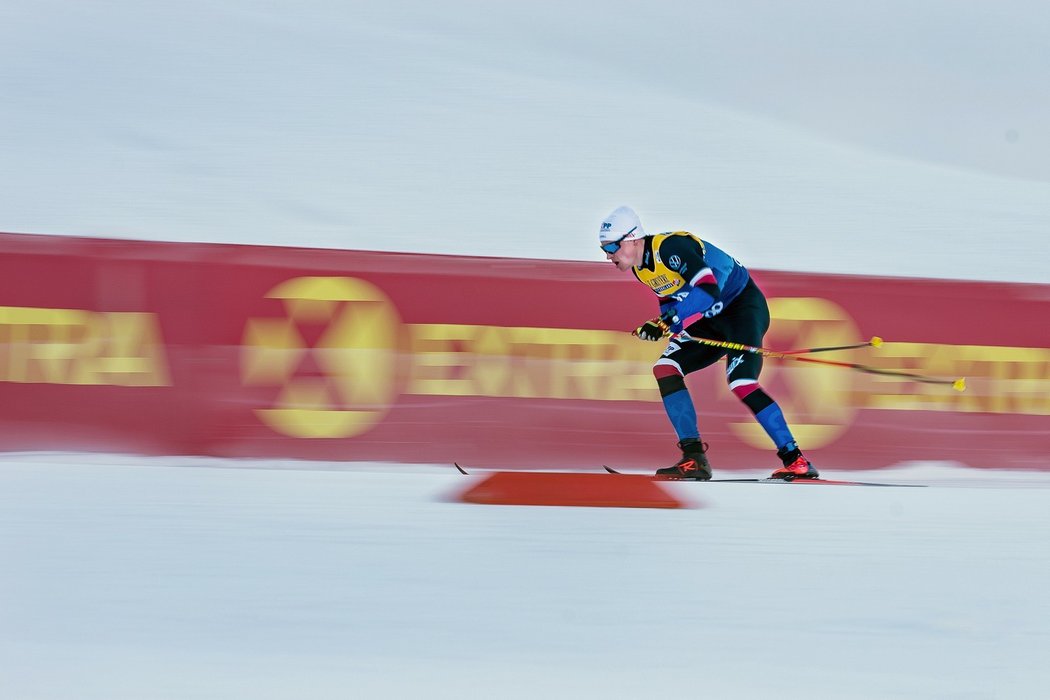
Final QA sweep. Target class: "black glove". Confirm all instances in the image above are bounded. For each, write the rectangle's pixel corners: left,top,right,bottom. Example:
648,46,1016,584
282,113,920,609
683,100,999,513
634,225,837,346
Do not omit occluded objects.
634,317,670,341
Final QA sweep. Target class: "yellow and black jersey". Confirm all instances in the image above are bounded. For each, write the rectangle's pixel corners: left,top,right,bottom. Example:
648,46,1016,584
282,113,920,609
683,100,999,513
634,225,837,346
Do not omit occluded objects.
633,231,750,326
632,232,707,297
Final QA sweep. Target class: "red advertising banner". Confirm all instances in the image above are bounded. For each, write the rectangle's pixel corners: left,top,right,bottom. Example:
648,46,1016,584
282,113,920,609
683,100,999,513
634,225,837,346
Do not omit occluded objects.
1,232,1048,470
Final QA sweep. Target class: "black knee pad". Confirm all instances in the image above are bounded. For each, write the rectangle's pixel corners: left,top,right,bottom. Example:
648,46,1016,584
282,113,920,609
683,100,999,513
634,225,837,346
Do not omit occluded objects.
740,386,774,414
656,374,687,398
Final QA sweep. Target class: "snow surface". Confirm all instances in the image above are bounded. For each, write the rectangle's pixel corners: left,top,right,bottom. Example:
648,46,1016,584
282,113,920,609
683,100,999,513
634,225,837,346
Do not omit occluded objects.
3,3,1050,698
2,453,1049,699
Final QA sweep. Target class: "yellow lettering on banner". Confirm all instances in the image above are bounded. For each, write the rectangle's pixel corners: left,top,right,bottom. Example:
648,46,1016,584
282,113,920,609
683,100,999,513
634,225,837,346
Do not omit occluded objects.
866,343,1050,415
1009,350,1050,415
473,325,518,397
408,324,475,396
405,324,1050,414
0,306,170,386
407,324,657,402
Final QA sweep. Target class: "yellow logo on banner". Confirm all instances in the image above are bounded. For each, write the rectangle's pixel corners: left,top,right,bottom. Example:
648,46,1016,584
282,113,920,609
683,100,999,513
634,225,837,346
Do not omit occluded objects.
728,297,861,449
0,306,169,386
865,343,1050,415
241,277,401,438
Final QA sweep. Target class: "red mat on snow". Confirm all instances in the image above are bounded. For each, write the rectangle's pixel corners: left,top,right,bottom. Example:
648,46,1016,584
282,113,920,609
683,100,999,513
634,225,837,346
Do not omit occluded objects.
454,471,695,509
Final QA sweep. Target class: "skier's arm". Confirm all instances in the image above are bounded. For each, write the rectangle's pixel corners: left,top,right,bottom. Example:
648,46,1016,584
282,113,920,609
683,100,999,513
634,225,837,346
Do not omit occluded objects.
658,237,722,330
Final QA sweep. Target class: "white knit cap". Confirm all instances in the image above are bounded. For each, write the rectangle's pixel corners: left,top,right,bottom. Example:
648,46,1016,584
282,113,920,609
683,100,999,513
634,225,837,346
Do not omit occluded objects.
598,206,645,244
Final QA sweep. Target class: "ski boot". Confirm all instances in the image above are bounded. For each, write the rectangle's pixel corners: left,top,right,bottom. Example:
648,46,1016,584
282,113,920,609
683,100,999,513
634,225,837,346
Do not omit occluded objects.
771,444,819,480
656,439,712,480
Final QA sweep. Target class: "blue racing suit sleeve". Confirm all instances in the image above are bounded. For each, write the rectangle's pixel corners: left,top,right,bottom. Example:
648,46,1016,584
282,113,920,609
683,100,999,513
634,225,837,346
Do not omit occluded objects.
654,236,723,333
670,286,718,331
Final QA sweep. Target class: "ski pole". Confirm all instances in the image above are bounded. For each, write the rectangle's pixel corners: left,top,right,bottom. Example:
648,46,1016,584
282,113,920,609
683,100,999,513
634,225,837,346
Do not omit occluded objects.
670,332,966,391
633,321,881,356
777,336,883,355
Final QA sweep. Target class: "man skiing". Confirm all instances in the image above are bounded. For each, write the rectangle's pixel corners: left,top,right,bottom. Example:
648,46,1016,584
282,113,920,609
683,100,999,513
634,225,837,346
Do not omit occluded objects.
598,205,818,481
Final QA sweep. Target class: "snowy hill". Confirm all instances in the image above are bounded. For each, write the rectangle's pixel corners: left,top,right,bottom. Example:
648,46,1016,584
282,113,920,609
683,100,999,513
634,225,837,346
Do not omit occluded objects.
2,1,1048,282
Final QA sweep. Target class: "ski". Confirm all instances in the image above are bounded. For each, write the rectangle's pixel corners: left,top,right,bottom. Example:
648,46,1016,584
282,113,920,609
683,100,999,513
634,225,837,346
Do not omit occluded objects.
455,463,923,487
602,465,926,488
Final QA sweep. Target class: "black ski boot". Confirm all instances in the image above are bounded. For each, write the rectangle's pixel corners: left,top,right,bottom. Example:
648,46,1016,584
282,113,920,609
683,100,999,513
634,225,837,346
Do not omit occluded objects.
655,439,712,480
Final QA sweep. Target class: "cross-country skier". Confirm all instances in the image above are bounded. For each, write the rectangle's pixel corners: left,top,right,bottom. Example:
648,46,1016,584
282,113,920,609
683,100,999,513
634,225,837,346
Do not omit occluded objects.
598,205,818,481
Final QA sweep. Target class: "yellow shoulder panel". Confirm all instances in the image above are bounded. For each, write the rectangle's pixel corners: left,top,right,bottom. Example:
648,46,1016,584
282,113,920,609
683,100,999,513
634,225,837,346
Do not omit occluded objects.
633,232,703,298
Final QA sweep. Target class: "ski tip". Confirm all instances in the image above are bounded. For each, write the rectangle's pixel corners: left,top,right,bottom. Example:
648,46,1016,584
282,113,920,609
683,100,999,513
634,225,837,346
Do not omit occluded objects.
953,377,966,392
453,462,469,475
603,465,621,474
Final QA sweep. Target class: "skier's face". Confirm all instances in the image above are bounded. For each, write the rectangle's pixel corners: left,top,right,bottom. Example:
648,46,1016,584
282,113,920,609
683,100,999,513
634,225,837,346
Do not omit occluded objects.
605,238,642,271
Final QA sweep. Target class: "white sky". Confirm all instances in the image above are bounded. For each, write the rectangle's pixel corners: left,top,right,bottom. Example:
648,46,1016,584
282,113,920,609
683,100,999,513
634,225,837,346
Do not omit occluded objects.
2,1,1048,281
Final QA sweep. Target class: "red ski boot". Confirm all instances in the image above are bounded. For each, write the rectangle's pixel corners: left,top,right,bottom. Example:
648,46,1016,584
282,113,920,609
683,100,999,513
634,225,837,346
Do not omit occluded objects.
771,445,819,480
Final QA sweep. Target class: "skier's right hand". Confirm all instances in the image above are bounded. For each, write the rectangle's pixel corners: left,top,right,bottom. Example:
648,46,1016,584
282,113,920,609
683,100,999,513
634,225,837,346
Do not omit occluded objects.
633,317,669,341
